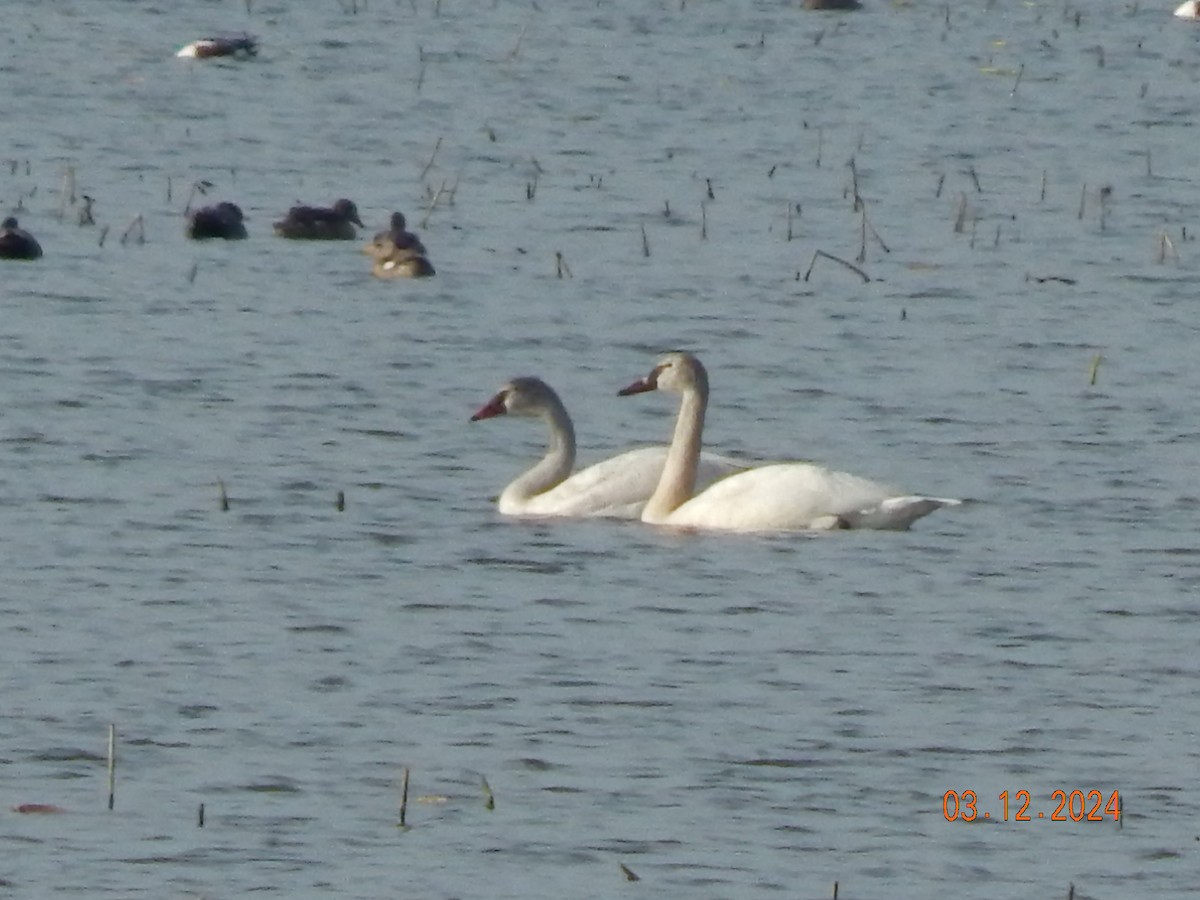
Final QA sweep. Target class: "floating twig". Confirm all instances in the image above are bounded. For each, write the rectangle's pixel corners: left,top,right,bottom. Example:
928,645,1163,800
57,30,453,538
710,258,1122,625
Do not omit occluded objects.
619,863,640,882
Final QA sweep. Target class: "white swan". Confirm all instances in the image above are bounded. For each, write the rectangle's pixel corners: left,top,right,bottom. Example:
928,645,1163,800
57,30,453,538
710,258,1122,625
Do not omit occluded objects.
617,352,961,532
471,376,745,518
1175,1,1200,20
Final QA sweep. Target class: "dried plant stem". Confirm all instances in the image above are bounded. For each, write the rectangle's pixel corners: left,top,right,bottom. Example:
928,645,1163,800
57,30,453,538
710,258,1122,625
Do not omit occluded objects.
803,250,870,283
953,193,968,233
420,180,447,228
107,724,116,810
419,136,442,181
399,767,410,826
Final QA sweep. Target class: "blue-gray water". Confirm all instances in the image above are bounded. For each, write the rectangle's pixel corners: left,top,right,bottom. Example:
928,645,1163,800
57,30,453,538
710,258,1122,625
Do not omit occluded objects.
2,1,1199,897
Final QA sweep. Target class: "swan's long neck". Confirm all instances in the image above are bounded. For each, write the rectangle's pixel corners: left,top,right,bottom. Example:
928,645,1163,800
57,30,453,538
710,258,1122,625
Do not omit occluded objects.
498,399,577,512
641,373,707,524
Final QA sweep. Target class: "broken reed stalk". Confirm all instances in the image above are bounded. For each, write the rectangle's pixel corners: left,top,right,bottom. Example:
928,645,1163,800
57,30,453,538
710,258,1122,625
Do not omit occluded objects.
1158,231,1176,264
815,127,823,167
1077,182,1086,220
57,166,77,221
861,205,890,255
1010,62,1024,97
187,262,199,284
218,480,230,511
336,490,345,511
803,250,869,283
419,136,442,181
399,767,410,826
619,863,640,882
786,202,794,241
420,180,447,228
555,251,572,278
1088,354,1102,386
198,802,205,827
935,172,945,198
833,880,839,899
1039,169,1047,202
700,201,707,240
480,775,495,810
507,22,528,59
98,225,110,248
705,177,714,200
640,224,650,258
953,193,968,233
416,61,427,91
968,164,982,193
120,215,145,245
107,724,116,810
846,156,861,210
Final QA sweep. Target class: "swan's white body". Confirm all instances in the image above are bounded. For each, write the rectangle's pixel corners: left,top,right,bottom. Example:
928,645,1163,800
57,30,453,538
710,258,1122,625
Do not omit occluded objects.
1175,1,1200,20
471,377,744,519
618,352,961,533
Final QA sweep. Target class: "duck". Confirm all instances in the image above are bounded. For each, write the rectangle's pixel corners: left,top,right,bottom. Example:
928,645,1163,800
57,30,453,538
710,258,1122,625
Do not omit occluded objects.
186,202,248,240
176,34,259,59
617,352,960,532
471,376,745,518
1175,1,1200,18
273,198,363,240
362,222,436,278
372,211,428,257
0,217,43,260
370,252,437,279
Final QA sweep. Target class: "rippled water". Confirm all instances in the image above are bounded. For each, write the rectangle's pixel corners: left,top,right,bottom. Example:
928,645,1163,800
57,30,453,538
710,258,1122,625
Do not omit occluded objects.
3,1,1200,897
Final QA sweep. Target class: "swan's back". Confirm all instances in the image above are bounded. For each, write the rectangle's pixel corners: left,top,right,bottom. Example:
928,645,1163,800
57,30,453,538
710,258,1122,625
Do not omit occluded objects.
662,462,957,532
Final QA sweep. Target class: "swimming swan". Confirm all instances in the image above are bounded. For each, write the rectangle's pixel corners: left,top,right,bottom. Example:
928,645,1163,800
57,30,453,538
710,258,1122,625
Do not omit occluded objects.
617,352,961,532
471,376,745,518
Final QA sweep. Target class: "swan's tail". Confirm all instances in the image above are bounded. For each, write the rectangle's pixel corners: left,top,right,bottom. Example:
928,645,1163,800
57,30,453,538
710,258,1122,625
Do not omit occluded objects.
843,496,962,531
